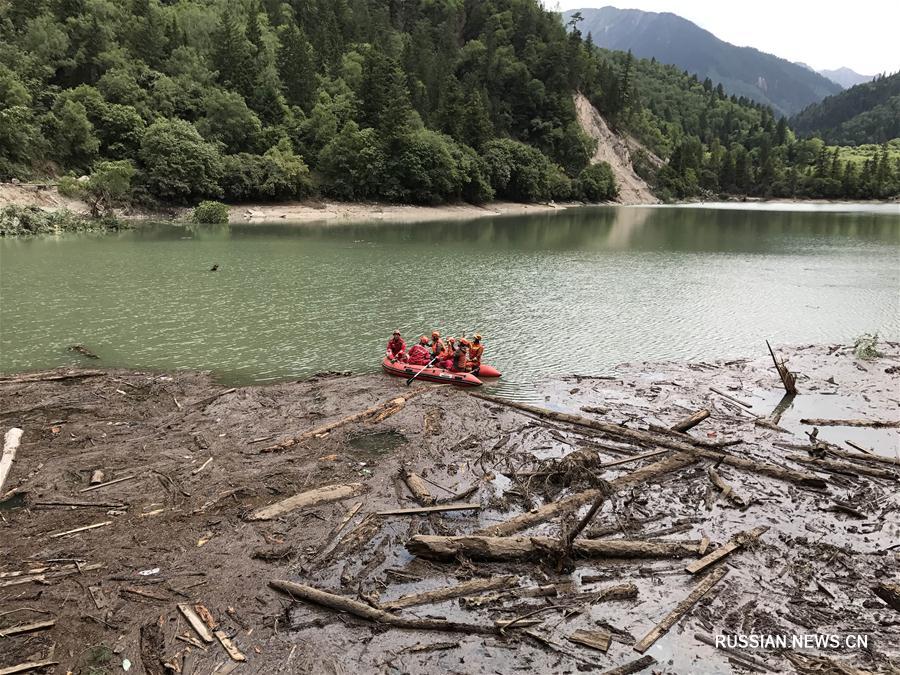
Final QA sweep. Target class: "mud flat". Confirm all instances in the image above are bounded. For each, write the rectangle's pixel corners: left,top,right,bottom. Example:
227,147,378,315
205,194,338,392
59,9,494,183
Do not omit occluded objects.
1,344,898,674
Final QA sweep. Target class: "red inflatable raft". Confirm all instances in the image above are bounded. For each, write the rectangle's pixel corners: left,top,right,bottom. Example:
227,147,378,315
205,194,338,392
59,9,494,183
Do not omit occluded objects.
381,358,501,387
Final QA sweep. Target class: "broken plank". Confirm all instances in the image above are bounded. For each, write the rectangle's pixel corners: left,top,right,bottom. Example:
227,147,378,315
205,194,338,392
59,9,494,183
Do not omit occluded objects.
269,580,495,634
377,502,480,516
407,535,699,561
79,475,136,493
382,575,519,610
248,483,364,521
685,527,768,574
0,660,61,675
634,567,729,653
600,655,657,675
400,467,436,505
122,586,170,602
0,562,104,588
214,630,246,662
0,619,56,638
178,604,215,643
568,628,612,653
873,582,900,612
0,427,24,494
49,520,112,538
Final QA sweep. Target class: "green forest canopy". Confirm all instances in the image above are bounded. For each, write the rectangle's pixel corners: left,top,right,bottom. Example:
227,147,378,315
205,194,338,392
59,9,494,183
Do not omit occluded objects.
0,0,897,207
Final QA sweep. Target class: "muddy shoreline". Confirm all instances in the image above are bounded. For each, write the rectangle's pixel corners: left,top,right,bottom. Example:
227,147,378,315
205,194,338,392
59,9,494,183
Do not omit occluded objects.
1,344,898,674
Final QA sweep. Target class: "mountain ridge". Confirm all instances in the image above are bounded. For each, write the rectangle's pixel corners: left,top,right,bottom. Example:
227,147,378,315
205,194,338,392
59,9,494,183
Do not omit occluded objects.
565,6,842,116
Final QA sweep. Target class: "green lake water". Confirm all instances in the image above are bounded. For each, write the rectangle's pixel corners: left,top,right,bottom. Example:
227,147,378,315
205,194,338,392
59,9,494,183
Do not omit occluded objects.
1,203,898,397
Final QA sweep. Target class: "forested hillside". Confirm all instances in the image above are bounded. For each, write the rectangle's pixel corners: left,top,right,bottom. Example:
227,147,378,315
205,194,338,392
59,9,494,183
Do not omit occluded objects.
0,0,896,209
563,7,841,117
791,72,900,146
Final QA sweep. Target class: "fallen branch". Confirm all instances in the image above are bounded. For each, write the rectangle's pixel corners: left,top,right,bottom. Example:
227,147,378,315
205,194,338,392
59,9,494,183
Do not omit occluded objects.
407,535,699,561
600,655,656,675
377,502,480,516
670,409,709,433
33,500,126,508
767,340,797,395
800,418,899,428
685,527,768,574
597,449,670,469
48,520,112,538
269,580,495,634
707,467,747,508
248,483,364,521
177,604,214,643
694,449,828,489
0,563,103,588
786,455,897,481
709,387,753,409
79,474,137,493
634,567,729,653
873,582,900,612
476,451,698,537
0,427,23,495
261,391,425,452
0,369,105,384
0,659,61,675
0,619,56,637
382,575,520,610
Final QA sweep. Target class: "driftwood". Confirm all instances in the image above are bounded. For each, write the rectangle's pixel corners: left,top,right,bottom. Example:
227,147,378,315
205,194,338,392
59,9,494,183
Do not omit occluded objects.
33,500,126,508
670,409,709,433
754,417,789,433
568,629,612,652
460,583,567,608
800,418,899,428
0,660,61,675
0,369,105,384
634,567,729,653
693,449,828,489
49,520,112,538
707,467,747,508
767,340,797,395
469,393,718,453
597,449,670,469
79,474,137,493
0,619,56,637
407,535,699,561
0,427,23,494
214,630,246,661
178,604,214,642
709,387,753,408
262,391,425,452
377,502,480,516
477,451,698,537
785,455,898,480
248,483,364,521
685,527,768,574
400,468,436,505
0,562,103,588
382,575,520,610
777,442,900,467
600,655,657,675
873,582,900,612
269,580,495,634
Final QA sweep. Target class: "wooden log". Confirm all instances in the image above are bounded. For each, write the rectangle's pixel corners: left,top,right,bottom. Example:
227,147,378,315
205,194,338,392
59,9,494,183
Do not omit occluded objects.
707,467,747,507
0,427,24,495
568,629,611,653
49,520,112,538
214,630,246,662
79,474,136,493
873,582,900,612
780,442,900,467
178,604,214,643
0,369,105,384
248,483,364,521
710,387,753,408
261,391,425,452
0,619,56,637
382,575,520,610
600,655,656,675
400,468,436,505
767,340,797,395
461,583,566,608
469,392,715,453
785,455,897,480
597,449,670,469
633,567,728,653
800,418,899,428
377,502,480,516
694,449,828,489
269,580,495,634
0,660,60,675
685,527,768,574
477,451,698,537
670,409,710,433
407,535,699,561
0,562,103,588
754,418,789,433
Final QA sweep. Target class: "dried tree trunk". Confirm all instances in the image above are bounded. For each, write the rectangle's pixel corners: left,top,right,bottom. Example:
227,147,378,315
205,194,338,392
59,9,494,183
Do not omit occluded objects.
670,409,710,433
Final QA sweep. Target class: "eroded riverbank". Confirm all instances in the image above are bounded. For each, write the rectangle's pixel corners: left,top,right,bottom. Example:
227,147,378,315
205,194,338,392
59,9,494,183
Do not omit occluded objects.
1,344,898,674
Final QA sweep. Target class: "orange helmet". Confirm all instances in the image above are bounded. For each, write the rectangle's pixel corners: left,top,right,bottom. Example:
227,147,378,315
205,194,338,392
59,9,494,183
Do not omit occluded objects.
431,330,440,338
419,335,428,344
473,333,482,341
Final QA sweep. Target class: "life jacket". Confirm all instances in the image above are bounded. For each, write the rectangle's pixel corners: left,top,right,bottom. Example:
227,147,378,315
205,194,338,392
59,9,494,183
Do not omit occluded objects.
468,342,484,364
452,348,469,371
387,337,406,358
430,339,444,358
408,344,430,365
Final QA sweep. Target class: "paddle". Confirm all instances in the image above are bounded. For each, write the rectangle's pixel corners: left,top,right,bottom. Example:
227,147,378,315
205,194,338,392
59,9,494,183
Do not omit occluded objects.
406,355,439,386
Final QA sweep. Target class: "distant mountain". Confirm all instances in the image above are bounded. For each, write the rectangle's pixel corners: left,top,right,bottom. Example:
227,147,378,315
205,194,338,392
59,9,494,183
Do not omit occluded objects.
564,6,842,116
791,72,900,145
818,67,874,89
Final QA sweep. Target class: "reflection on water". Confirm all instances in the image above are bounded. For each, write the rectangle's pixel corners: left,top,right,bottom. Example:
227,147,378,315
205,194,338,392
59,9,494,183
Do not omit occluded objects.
1,205,898,397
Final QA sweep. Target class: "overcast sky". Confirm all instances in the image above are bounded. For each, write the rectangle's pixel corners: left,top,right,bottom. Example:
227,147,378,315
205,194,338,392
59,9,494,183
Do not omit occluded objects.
547,1,899,75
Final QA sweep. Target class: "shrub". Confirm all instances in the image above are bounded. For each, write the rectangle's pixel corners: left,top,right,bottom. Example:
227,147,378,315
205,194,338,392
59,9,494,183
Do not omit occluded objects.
139,119,223,203
57,161,137,217
191,200,229,224
0,205,125,236
317,121,386,200
853,333,881,360
387,129,462,204
482,138,566,203
576,161,619,202
220,141,312,202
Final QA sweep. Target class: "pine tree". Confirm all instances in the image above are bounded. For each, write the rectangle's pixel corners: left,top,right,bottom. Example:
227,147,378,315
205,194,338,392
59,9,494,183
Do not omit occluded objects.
213,6,254,99
277,21,316,111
